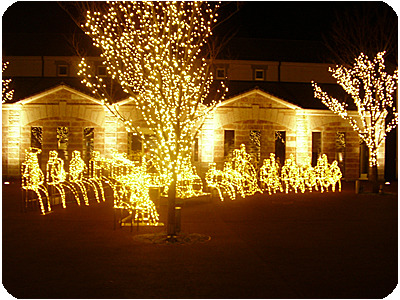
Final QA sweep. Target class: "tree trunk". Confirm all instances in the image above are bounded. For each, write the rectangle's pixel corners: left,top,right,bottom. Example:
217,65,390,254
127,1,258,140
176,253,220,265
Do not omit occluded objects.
369,164,379,193
167,171,177,241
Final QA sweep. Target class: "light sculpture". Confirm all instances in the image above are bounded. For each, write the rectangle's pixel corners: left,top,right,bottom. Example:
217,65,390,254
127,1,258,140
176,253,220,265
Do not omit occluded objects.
280,154,305,194
46,150,83,207
21,148,50,214
69,150,90,206
70,150,103,204
232,144,261,197
205,162,236,201
207,149,342,200
78,1,226,236
88,151,106,202
108,150,160,226
205,144,261,201
301,158,317,193
46,150,68,208
312,51,398,189
259,153,283,195
175,157,204,199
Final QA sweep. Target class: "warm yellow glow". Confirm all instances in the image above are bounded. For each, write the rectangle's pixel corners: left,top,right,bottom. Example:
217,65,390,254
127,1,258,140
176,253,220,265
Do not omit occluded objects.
2,61,14,103
78,1,227,198
46,150,68,208
312,51,398,168
176,157,205,199
207,145,342,201
21,148,50,214
107,150,160,225
205,144,261,201
260,153,283,195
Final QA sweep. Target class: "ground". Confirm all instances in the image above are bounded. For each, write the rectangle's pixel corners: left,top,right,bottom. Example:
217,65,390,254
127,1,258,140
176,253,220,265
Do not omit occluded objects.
2,181,398,298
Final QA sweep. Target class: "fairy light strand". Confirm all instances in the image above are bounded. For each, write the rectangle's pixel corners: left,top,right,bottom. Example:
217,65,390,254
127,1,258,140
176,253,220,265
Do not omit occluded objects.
78,1,228,194
312,51,398,167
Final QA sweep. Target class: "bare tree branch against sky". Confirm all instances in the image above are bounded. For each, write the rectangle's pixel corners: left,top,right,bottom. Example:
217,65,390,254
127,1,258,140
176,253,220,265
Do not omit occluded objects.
3,1,398,59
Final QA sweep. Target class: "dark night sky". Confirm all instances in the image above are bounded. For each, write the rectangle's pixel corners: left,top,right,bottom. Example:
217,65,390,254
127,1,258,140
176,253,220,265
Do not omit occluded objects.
1,1,398,57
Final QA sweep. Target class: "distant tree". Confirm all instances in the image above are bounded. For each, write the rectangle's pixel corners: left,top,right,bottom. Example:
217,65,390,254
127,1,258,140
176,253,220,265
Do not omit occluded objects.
312,52,398,192
324,2,397,66
76,1,227,239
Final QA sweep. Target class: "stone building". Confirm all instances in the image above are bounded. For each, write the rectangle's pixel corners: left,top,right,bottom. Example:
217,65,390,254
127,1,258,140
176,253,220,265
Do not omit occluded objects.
2,40,393,182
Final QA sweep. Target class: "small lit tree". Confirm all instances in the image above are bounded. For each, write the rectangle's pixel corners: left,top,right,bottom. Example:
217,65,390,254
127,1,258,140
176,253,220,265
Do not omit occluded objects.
77,2,226,238
312,51,398,191
2,61,14,103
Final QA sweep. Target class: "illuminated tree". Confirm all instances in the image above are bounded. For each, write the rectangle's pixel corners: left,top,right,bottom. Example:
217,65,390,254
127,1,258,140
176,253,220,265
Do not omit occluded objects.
2,61,14,103
312,52,398,191
77,2,226,238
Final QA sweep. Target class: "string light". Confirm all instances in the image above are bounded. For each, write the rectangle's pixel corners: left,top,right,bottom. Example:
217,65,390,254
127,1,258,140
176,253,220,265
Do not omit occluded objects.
107,150,160,225
205,144,261,201
2,61,14,103
78,2,228,215
260,153,283,195
312,51,398,169
21,148,50,214
207,146,342,201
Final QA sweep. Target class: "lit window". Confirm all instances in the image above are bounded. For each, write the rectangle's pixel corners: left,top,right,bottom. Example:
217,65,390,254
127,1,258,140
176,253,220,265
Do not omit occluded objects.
216,68,226,79
254,69,265,81
57,65,69,77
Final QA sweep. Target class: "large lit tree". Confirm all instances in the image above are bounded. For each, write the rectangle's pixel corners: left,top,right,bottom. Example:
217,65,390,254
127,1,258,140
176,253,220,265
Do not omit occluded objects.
77,1,226,238
312,51,398,191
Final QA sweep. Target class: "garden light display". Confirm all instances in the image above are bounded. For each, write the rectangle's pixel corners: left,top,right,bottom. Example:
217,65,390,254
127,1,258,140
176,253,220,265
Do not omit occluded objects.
312,51,398,184
205,144,261,201
108,150,160,226
232,144,262,197
21,148,50,214
46,150,68,208
70,150,103,204
259,153,283,195
207,145,342,201
78,1,228,235
281,154,305,194
205,162,236,201
88,151,106,202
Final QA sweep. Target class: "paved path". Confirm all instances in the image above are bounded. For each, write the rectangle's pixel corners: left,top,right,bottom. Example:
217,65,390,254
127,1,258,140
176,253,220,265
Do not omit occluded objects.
2,181,398,298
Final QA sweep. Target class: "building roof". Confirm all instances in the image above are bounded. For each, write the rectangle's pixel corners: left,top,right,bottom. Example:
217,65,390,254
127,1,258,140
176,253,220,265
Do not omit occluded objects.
7,77,128,104
208,80,351,110
6,77,350,111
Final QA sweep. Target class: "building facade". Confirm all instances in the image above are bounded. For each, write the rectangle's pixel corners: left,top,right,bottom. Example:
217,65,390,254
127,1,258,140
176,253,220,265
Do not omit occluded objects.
2,55,388,181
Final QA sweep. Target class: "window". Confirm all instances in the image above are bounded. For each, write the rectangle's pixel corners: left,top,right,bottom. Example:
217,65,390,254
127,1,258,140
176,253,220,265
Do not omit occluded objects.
224,130,235,158
57,126,69,164
216,68,226,79
127,133,142,161
275,131,286,165
31,126,43,167
97,65,107,77
311,132,321,167
57,65,69,76
83,127,94,165
31,126,43,150
335,132,346,176
249,130,261,163
254,69,265,81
